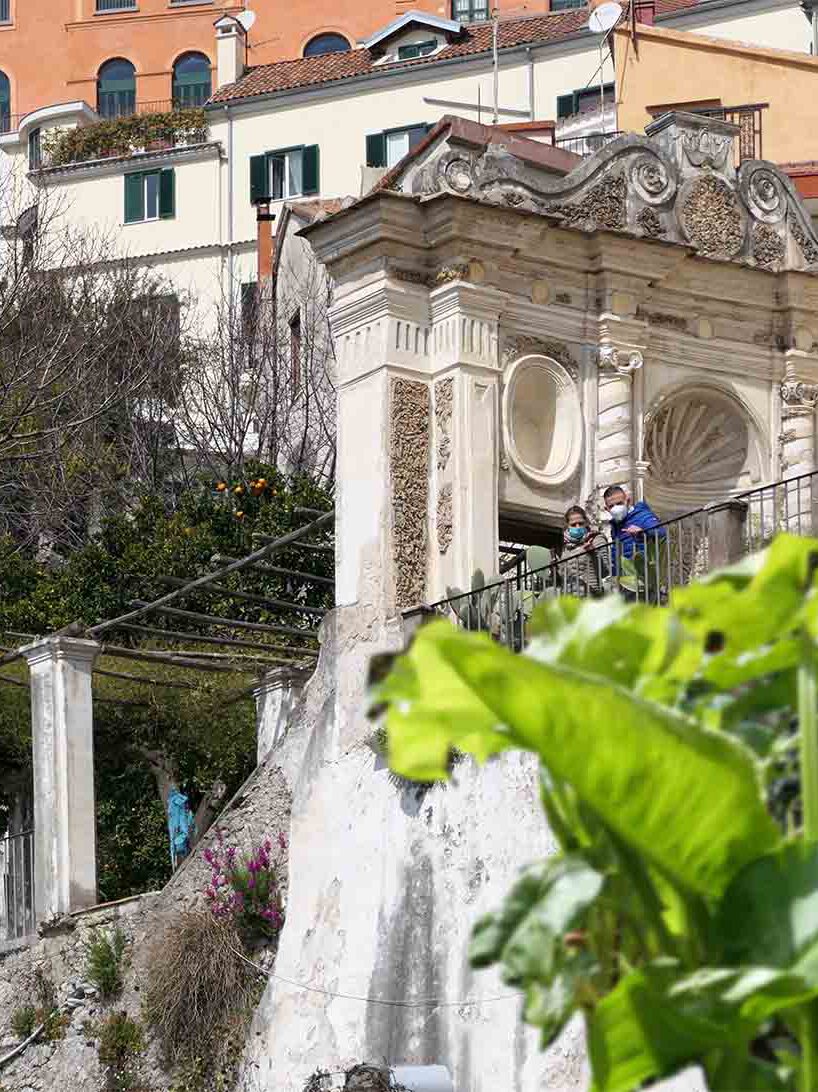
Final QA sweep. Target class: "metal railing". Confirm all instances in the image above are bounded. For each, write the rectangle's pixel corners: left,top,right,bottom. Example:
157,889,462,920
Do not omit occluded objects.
691,103,767,165
555,130,623,157
0,829,35,942
427,469,818,649
96,0,137,11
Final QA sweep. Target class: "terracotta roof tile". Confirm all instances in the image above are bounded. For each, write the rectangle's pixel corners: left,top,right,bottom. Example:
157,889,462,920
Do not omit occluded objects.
210,4,698,105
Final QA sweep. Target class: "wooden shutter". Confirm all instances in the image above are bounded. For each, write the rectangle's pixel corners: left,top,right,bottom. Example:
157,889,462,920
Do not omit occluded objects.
250,153,268,204
159,168,175,219
366,132,386,168
556,93,575,119
124,172,144,224
302,144,319,195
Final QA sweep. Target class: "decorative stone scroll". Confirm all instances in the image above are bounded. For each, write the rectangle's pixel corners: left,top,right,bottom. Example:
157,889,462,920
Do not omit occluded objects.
390,378,430,608
781,380,818,409
598,345,643,375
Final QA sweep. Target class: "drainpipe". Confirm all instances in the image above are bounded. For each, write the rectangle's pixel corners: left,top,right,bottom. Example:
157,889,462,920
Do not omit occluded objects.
225,103,234,319
492,14,499,125
526,46,534,121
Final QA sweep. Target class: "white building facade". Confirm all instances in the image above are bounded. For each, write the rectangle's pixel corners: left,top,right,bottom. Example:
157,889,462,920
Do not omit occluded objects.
0,0,810,327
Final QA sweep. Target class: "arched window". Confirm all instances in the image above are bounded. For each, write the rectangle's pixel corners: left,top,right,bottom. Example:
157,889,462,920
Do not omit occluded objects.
303,33,350,57
172,52,212,108
97,58,135,119
0,71,10,134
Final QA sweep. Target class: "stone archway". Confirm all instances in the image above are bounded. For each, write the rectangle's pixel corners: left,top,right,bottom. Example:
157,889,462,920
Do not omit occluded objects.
644,383,763,513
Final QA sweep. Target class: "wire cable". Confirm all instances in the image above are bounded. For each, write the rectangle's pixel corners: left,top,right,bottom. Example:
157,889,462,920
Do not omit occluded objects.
227,941,521,1009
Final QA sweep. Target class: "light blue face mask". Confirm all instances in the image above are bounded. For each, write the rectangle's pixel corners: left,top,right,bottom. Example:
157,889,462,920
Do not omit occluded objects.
568,526,588,543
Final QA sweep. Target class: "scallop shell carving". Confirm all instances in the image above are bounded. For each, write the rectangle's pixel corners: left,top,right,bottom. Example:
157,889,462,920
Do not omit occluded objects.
645,392,749,485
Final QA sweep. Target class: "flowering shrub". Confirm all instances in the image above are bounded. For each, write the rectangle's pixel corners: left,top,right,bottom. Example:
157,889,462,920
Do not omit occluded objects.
204,831,285,937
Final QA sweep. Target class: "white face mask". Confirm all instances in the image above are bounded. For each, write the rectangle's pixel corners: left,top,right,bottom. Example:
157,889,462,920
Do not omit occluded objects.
608,503,628,523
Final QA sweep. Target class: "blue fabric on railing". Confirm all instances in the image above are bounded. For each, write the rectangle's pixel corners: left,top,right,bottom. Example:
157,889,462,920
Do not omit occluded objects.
167,789,193,867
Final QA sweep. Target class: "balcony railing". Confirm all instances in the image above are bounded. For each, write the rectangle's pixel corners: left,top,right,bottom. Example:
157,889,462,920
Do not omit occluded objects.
424,469,818,650
555,130,622,157
691,103,767,165
96,0,138,11
0,829,35,944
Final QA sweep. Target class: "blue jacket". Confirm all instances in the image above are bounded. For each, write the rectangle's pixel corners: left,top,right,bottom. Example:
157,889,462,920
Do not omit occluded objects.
610,501,665,565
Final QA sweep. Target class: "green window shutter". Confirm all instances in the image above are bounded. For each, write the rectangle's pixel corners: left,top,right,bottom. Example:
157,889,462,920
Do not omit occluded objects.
159,168,175,219
250,153,268,204
124,172,144,224
556,93,574,119
366,132,386,168
302,144,319,195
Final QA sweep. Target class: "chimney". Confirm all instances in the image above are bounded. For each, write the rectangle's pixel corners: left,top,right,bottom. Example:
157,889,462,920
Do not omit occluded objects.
215,14,246,90
634,0,656,23
256,202,276,284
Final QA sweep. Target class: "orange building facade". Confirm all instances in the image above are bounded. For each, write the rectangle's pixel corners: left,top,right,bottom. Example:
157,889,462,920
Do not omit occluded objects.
0,0,561,124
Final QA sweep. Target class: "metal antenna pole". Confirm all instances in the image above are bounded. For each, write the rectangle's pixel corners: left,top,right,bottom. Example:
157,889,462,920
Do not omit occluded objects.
492,13,499,125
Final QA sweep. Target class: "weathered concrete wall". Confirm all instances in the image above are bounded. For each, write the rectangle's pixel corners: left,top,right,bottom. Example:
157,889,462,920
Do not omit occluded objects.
240,611,575,1091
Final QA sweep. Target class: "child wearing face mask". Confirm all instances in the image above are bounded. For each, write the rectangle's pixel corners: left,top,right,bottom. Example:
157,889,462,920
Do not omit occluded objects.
561,505,608,597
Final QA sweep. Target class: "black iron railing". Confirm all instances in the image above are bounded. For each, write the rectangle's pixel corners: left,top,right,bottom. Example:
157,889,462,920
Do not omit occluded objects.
0,828,35,943
427,469,818,650
555,130,623,157
689,103,768,165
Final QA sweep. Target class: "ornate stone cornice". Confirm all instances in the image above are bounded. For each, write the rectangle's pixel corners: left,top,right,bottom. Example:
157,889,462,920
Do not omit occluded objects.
403,113,818,275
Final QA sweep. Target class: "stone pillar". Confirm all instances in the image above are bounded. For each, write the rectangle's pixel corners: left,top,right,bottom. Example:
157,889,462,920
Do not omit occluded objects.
21,637,99,922
706,500,748,567
780,377,818,535
429,276,502,598
254,667,308,764
596,341,644,502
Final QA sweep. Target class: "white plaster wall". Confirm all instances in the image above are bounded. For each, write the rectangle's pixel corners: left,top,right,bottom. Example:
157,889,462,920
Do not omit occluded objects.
35,152,222,259
664,1,809,53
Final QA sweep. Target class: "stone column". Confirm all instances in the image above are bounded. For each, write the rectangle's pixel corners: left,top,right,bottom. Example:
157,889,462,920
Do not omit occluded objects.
780,377,818,535
429,276,502,599
254,667,309,764
595,342,644,503
21,637,99,922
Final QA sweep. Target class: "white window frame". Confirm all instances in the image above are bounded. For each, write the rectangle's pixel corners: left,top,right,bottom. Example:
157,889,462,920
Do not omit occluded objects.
269,149,304,201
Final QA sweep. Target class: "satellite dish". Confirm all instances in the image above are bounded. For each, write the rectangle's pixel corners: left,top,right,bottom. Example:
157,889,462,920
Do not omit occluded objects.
587,0,623,32
237,9,256,32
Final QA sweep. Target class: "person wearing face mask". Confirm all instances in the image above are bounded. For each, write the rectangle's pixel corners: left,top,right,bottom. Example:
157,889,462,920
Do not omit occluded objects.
560,505,608,597
603,484,665,578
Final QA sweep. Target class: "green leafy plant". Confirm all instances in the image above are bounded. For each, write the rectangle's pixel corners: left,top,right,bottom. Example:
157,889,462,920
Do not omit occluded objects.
372,534,818,1091
10,1004,36,1039
42,108,208,167
97,1011,144,1092
86,927,128,1000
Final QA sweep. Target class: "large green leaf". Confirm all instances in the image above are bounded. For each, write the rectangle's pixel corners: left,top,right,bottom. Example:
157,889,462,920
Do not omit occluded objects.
587,963,743,1092
717,841,818,984
377,621,779,896
470,855,603,1048
470,855,603,979
672,536,818,688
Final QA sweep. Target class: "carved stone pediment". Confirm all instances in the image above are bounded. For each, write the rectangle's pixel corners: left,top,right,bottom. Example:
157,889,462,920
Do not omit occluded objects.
406,112,818,274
